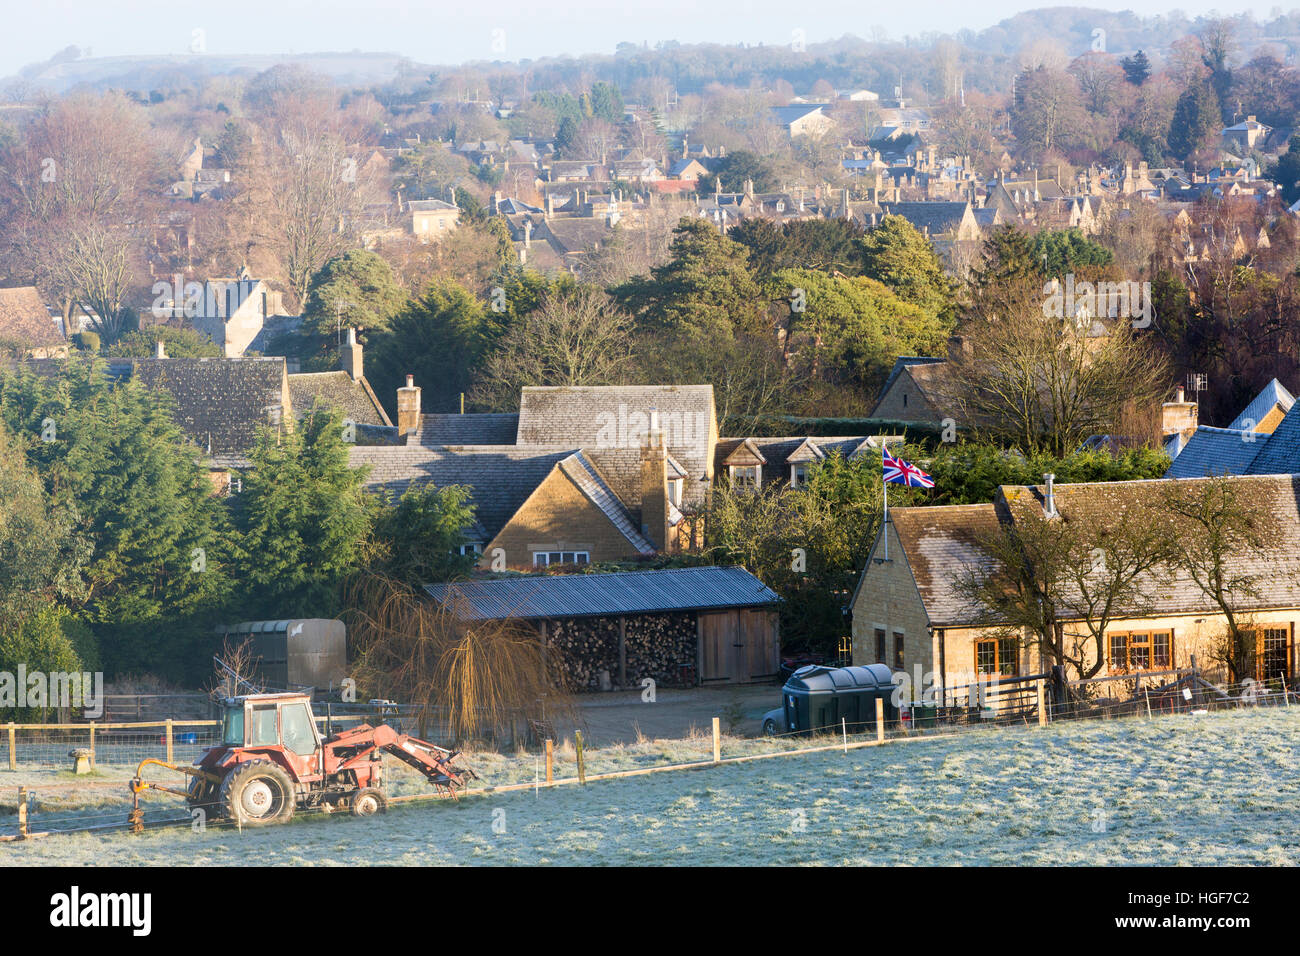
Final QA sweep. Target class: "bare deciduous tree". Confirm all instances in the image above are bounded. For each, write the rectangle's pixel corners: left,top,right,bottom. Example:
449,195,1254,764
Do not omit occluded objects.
472,286,634,409
940,278,1170,456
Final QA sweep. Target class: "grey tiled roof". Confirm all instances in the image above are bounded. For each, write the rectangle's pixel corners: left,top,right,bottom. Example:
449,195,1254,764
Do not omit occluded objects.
413,413,519,446
714,436,869,486
288,371,391,427
874,356,947,406
126,357,289,467
876,475,1300,627
879,202,971,236
348,444,575,538
1246,401,1300,475
516,384,716,484
558,454,654,554
425,565,781,621
1164,426,1263,478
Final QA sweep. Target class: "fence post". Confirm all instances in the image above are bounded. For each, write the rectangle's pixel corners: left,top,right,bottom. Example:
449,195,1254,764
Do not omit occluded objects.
712,717,721,764
17,786,27,839
6,723,14,771
165,719,174,764
575,731,586,786
875,697,885,743
89,722,95,768
1036,680,1048,727
545,738,554,784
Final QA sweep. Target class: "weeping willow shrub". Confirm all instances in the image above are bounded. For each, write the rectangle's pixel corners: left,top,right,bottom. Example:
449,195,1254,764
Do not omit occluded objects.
342,573,575,744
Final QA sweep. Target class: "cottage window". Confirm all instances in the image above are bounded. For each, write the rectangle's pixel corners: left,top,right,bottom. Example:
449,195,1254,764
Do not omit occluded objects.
1256,626,1291,681
457,543,482,556
1107,631,1173,672
875,628,886,665
975,637,1019,677
892,632,904,671
533,551,590,567
790,463,807,488
730,465,760,490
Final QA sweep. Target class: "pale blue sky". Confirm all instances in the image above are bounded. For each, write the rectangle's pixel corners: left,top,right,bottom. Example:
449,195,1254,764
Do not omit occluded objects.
1,1,1275,76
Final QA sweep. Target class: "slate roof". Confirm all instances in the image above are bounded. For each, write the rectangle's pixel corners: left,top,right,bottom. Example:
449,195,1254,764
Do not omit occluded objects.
516,384,716,481
0,287,63,349
1163,426,1263,478
288,371,391,427
1007,476,1300,617
1245,401,1300,475
878,202,971,237
348,444,576,538
714,436,872,486
425,565,781,621
884,503,1002,628
557,454,655,554
874,475,1300,626
413,413,519,446
875,356,947,405
538,217,612,255
126,357,289,468
1228,378,1295,432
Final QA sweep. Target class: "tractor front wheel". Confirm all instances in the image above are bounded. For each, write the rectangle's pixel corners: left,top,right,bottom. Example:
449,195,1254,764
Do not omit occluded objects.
350,788,387,817
220,760,296,826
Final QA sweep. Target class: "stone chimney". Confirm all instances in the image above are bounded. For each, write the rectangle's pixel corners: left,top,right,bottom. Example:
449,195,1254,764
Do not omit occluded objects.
397,374,421,435
639,408,670,552
545,193,554,219
154,340,167,359
947,334,971,363
1162,383,1198,442
524,218,532,249
340,327,363,382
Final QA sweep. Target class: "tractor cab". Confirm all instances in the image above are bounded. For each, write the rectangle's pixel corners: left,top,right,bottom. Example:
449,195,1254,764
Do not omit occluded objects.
219,692,321,756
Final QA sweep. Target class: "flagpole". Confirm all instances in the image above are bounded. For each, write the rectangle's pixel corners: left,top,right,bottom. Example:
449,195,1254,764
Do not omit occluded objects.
882,446,889,561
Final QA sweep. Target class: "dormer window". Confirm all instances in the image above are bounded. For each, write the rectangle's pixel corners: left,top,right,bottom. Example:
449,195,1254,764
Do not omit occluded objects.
730,465,760,490
668,477,684,507
790,463,808,488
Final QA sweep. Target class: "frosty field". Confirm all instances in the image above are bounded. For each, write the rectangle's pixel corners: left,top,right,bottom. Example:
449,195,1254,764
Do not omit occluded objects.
3,707,1297,866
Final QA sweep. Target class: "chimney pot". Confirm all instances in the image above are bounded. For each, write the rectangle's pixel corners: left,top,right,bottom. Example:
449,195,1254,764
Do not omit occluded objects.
1043,473,1057,518
155,340,166,359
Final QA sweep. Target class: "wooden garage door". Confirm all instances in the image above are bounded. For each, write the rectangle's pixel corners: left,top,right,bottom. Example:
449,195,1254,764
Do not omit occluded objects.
700,611,738,682
700,610,780,683
744,610,780,680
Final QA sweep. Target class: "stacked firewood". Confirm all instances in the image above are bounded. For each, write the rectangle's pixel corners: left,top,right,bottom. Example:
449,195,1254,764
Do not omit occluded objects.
547,616,620,691
544,613,698,690
625,613,697,688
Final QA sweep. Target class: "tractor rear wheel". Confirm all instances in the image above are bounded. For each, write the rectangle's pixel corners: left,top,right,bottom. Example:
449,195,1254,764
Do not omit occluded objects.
350,788,387,817
220,760,296,826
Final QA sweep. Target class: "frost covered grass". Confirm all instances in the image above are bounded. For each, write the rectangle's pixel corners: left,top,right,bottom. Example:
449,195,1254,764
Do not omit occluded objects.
3,708,1296,865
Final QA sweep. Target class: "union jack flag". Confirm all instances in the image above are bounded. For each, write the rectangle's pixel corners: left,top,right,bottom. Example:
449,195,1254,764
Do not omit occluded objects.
882,446,934,488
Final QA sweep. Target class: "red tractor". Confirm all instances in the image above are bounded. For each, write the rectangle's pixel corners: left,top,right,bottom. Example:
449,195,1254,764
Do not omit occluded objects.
131,693,475,827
